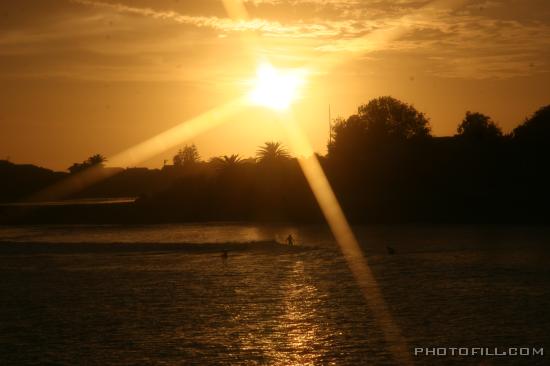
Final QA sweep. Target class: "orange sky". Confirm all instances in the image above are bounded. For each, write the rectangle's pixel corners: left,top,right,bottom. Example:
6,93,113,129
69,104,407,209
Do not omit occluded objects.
1,0,549,170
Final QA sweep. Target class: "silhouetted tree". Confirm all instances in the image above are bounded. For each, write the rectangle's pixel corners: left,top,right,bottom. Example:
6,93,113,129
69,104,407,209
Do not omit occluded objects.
357,96,431,140
512,105,550,144
68,154,107,174
87,154,107,166
329,96,431,157
510,104,550,192
256,142,290,164
68,163,84,174
328,115,368,157
173,144,200,167
210,154,243,170
456,111,503,142
6,100,550,225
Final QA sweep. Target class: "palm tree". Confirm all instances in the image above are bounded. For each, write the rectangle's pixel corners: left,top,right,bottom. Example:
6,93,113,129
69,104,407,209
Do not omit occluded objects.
256,142,290,163
87,154,107,166
210,154,243,170
68,154,107,174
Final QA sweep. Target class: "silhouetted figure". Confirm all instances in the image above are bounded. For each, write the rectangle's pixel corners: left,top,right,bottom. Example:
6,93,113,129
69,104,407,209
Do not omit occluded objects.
286,234,294,246
386,246,396,255
221,250,228,260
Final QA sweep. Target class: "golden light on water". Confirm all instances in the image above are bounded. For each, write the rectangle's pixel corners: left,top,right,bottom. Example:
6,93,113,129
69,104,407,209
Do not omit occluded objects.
4,0,547,364
19,58,411,366
15,1,474,362
278,112,412,365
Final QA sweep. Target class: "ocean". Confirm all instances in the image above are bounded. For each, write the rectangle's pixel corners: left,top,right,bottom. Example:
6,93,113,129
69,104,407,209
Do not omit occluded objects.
0,224,549,365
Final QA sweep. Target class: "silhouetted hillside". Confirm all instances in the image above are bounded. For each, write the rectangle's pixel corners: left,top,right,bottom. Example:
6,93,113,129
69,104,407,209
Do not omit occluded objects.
1,99,549,224
0,160,66,202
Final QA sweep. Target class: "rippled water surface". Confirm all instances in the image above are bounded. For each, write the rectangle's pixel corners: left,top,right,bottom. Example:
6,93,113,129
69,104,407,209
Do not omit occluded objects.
1,224,550,365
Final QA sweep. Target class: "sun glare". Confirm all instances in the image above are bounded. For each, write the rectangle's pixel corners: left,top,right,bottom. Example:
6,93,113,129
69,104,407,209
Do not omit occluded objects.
248,62,306,111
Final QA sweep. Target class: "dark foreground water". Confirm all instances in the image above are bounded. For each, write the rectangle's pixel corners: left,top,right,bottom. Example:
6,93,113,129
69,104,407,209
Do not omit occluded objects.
0,224,549,365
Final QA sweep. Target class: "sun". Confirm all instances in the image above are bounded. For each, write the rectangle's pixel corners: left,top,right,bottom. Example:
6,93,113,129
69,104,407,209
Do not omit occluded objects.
248,62,306,111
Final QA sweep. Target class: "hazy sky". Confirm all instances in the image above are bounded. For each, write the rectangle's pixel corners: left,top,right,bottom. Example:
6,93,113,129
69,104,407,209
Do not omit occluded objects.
1,0,549,170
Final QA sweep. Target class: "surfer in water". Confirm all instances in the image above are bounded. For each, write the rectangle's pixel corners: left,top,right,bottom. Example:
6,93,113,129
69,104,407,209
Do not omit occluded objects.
286,234,294,246
221,249,228,260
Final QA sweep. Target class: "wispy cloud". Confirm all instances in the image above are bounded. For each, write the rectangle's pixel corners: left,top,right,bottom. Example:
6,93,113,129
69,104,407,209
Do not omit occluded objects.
71,0,353,38
0,0,549,80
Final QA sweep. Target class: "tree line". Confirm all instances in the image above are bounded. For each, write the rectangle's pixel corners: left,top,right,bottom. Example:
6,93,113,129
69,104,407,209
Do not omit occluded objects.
135,96,550,223
1,96,549,224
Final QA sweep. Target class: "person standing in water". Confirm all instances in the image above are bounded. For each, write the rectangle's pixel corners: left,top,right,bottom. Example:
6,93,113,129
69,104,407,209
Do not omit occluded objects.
286,234,294,246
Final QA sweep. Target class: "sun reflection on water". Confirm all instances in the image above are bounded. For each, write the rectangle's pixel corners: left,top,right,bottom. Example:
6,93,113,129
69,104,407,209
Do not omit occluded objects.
228,257,336,365
273,261,331,365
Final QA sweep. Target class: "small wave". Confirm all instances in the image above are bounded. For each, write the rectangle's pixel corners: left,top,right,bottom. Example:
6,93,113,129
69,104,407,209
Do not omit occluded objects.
0,240,317,254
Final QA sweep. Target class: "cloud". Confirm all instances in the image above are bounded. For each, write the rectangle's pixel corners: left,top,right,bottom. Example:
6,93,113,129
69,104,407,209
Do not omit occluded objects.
71,0,354,38
0,0,549,80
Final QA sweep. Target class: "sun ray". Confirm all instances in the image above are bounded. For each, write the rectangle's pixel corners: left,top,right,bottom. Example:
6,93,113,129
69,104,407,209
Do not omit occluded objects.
16,3,472,363
220,0,249,20
277,111,413,365
24,97,247,203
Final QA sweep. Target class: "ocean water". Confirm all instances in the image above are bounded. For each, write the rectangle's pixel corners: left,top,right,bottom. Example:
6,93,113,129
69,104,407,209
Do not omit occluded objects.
0,224,549,365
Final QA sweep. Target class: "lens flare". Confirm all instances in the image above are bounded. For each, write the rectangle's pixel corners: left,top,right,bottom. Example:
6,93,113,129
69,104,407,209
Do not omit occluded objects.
278,113,413,365
23,97,247,203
